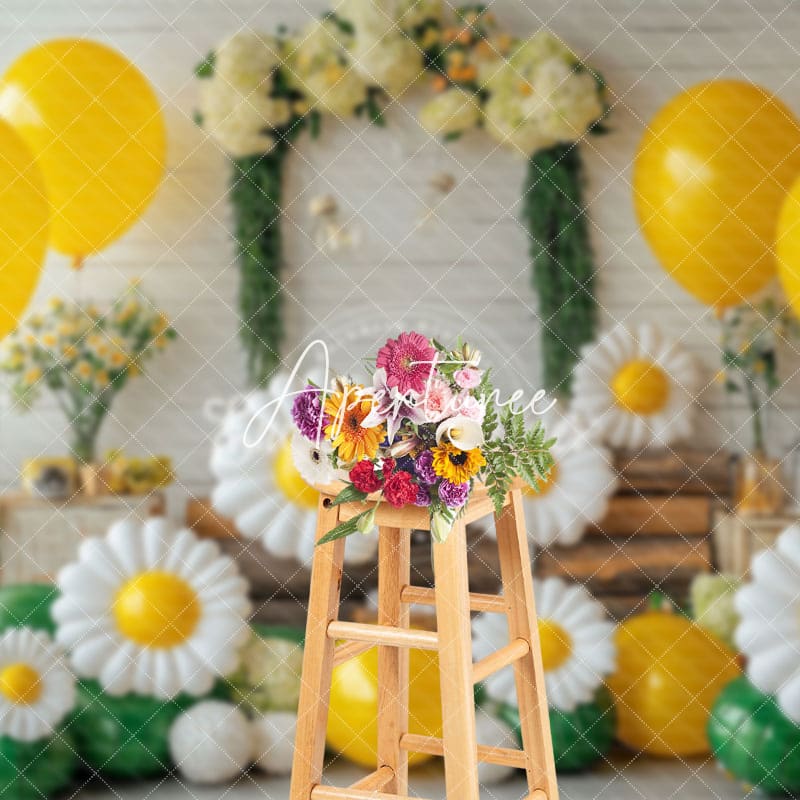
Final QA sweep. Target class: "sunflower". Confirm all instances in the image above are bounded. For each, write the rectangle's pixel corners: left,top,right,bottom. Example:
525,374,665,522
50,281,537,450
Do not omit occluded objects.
431,442,486,484
324,386,385,463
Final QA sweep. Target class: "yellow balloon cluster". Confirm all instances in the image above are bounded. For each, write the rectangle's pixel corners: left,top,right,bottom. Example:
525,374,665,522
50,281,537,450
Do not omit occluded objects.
0,39,165,264
0,120,49,340
634,80,800,310
777,176,800,317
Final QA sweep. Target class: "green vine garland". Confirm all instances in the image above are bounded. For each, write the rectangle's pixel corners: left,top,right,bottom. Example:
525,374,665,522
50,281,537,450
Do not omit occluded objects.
230,150,287,386
525,143,597,395
198,11,602,392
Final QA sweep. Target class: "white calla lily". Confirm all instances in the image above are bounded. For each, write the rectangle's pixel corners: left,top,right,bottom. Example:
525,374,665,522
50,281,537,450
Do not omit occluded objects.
435,415,484,450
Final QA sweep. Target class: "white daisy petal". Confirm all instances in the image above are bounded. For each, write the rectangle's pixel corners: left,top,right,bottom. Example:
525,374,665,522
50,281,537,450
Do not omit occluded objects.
474,578,617,712
0,628,77,742
735,525,800,722
210,376,373,566
776,673,800,724
572,323,698,450
56,519,251,700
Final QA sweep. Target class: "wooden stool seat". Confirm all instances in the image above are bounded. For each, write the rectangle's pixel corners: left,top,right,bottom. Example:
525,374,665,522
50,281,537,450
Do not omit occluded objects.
290,485,559,800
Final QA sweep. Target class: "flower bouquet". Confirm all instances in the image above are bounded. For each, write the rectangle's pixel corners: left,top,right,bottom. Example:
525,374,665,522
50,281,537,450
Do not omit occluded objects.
291,331,555,544
0,286,177,464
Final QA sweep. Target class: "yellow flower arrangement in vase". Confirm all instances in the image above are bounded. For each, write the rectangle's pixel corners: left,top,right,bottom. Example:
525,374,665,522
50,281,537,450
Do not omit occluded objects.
0,286,177,464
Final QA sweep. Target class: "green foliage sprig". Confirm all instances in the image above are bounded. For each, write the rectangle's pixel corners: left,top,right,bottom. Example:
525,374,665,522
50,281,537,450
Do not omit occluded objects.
482,409,555,516
524,143,597,397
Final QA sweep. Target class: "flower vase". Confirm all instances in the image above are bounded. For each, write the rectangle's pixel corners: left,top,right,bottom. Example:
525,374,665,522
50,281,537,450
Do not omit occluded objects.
78,463,107,497
735,450,785,516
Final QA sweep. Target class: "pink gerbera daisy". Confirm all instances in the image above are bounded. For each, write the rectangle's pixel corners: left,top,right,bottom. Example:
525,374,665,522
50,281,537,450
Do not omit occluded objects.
376,331,436,395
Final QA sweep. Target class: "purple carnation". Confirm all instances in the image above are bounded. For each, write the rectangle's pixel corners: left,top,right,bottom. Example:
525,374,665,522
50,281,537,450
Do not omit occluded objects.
292,385,327,441
414,450,437,485
438,480,469,508
414,485,432,507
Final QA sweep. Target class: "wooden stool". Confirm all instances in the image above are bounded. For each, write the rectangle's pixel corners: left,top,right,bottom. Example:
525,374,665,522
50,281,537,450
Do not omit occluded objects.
290,484,558,800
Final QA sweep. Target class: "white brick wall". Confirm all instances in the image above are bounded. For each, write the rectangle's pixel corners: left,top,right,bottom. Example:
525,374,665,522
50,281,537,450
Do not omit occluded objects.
2,0,799,503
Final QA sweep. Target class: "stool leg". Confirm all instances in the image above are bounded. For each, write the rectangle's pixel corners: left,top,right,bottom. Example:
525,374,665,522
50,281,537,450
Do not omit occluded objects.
433,519,480,800
495,489,558,800
290,499,346,800
377,526,411,794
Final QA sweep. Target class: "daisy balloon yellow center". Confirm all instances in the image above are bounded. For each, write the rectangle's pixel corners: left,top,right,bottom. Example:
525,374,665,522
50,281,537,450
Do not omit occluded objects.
537,619,573,671
113,571,201,648
0,663,42,705
274,438,318,509
612,359,670,415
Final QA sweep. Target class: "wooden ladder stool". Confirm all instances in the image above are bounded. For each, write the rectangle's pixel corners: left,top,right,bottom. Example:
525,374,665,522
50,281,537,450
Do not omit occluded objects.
290,483,558,800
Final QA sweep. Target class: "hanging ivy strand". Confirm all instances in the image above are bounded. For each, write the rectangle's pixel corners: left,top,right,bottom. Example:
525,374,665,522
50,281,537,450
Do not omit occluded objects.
525,144,596,395
231,150,287,386
195,6,607,389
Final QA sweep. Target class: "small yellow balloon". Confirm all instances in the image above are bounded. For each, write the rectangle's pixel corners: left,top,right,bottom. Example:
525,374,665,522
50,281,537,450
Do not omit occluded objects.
327,645,442,768
634,80,800,309
0,119,48,339
777,175,800,318
0,39,165,261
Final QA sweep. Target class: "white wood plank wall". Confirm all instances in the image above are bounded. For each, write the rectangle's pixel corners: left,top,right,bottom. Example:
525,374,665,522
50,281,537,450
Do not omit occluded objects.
1,0,799,506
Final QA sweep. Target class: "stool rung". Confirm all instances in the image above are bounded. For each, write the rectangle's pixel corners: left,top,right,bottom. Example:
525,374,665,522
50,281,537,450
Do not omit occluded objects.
400,585,507,614
311,786,430,800
472,638,530,684
399,733,528,769
332,639,373,668
350,765,394,791
327,620,439,651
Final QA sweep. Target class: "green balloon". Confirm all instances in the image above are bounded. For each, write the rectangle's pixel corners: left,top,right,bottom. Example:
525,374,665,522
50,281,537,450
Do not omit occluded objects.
500,688,617,773
65,680,192,780
708,677,800,795
0,584,58,635
0,729,78,800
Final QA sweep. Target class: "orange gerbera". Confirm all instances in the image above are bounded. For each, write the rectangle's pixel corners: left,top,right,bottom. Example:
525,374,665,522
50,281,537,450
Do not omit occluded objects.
324,386,385,463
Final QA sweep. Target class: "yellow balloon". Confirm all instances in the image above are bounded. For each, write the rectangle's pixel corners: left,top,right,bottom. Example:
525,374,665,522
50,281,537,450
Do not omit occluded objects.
634,80,800,309
327,645,442,768
607,611,740,756
0,119,48,339
777,175,800,317
0,39,165,261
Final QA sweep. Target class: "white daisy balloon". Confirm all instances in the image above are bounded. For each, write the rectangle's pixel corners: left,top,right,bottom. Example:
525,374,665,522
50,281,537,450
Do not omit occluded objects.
53,517,251,700
472,577,616,712
0,628,76,742
571,323,699,449
209,376,377,566
519,413,616,549
735,524,800,723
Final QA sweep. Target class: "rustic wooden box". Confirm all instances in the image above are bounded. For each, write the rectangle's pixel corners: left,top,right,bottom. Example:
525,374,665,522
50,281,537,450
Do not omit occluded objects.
533,448,732,618
0,492,165,584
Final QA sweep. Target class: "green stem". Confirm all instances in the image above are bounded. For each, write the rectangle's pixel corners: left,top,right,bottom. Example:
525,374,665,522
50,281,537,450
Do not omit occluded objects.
524,144,597,396
744,378,765,454
231,145,288,387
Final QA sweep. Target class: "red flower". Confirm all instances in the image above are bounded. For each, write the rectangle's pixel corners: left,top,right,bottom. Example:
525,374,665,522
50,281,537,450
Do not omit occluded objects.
349,460,383,493
383,471,418,508
381,458,396,476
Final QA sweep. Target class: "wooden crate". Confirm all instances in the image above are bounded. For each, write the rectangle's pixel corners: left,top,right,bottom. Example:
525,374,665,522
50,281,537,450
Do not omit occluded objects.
534,448,732,618
186,498,503,625
0,492,165,584
711,509,797,578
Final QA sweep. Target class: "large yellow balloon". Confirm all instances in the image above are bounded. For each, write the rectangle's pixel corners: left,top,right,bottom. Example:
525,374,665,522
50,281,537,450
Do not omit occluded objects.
634,80,800,309
0,119,49,339
327,645,442,768
777,175,800,317
0,39,165,261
